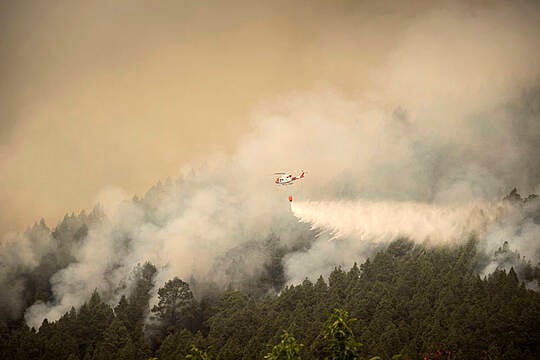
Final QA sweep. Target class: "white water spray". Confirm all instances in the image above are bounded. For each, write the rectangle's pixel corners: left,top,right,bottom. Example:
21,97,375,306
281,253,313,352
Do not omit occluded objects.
291,199,515,245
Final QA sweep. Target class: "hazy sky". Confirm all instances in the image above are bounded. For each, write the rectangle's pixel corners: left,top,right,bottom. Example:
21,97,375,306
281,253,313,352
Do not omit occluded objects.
1,0,539,232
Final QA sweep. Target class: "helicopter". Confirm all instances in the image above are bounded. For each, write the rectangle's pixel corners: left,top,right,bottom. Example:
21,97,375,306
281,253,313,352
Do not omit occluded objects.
274,171,305,185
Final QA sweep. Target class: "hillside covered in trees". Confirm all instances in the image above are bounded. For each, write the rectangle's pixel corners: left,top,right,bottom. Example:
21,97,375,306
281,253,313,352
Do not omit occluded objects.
3,0,540,358
0,184,539,359
1,237,539,359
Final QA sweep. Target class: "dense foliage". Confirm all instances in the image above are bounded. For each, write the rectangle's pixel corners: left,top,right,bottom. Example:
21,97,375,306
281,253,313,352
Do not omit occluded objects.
1,238,539,359
264,331,303,360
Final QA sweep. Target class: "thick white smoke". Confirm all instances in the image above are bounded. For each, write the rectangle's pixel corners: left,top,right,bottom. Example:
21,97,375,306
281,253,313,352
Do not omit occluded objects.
23,176,306,329
0,221,53,319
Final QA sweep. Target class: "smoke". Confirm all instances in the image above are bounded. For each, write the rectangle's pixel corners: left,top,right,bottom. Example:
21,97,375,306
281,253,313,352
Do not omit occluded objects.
0,0,537,328
22,174,310,328
0,220,53,319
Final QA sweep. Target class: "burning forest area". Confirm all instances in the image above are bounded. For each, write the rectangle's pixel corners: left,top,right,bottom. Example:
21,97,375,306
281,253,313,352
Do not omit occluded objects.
1,1,540,359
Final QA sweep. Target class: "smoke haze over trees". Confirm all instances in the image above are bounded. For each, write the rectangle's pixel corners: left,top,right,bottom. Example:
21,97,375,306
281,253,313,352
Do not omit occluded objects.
1,239,539,359
1,0,540,358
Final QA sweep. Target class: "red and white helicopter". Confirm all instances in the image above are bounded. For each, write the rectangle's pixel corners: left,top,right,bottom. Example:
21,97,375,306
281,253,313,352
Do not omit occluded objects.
274,171,305,185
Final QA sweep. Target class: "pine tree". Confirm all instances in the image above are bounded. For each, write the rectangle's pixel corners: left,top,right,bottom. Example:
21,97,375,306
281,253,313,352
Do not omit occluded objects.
93,318,131,360
151,277,196,334
76,290,114,357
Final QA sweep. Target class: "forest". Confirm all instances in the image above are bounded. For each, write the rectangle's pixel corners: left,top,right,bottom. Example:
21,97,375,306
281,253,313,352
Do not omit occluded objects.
1,232,539,359
0,182,539,360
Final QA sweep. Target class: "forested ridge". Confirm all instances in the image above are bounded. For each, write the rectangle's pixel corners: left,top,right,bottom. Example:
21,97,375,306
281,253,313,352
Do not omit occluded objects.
0,185,539,359
1,236,539,359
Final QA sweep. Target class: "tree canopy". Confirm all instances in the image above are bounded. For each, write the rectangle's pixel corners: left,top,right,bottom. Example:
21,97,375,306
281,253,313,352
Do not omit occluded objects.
1,239,539,359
